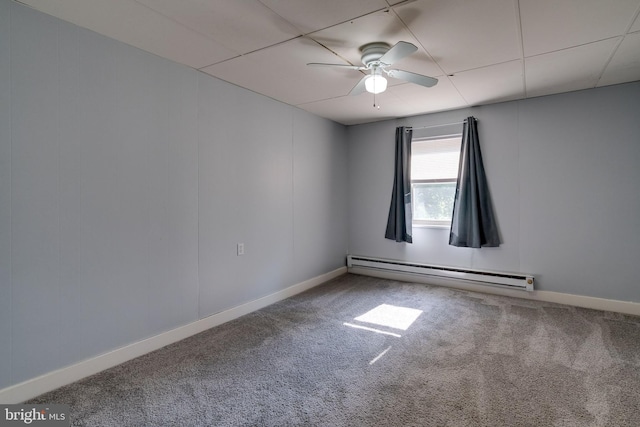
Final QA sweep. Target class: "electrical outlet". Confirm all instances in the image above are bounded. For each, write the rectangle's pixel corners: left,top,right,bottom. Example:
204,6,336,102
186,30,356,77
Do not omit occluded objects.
237,243,244,256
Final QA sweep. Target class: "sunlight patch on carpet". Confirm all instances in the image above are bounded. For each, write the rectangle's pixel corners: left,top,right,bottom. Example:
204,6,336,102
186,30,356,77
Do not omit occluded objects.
354,304,423,331
369,346,393,365
342,322,402,337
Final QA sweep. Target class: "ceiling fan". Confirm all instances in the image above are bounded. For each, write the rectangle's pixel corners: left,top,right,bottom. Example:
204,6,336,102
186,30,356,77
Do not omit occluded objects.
308,41,438,96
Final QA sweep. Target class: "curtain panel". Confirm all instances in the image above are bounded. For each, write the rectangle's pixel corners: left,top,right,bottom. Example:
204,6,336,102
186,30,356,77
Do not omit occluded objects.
449,117,500,248
385,126,413,243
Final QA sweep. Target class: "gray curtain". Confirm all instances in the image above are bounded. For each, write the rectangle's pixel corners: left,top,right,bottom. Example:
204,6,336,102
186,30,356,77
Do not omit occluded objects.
385,126,413,243
449,117,500,248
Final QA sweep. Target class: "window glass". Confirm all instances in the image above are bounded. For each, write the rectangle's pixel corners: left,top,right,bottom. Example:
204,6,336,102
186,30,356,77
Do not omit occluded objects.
411,136,461,226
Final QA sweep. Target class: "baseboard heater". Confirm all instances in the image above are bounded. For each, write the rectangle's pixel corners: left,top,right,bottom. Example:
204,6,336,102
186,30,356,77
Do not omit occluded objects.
347,255,534,292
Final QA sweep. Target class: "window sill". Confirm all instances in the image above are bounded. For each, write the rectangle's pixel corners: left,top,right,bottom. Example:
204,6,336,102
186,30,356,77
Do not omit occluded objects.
412,223,450,229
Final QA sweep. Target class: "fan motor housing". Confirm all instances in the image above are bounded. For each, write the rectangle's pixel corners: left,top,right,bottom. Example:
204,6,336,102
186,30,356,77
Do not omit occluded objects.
360,42,390,66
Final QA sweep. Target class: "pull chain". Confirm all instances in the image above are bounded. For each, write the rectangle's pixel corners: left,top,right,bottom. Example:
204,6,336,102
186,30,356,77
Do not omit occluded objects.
372,73,381,109
373,87,380,109
373,92,381,109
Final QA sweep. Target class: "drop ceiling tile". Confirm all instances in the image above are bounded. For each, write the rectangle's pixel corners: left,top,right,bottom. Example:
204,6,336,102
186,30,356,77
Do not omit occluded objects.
450,60,524,106
297,93,410,125
308,9,442,78
390,78,468,114
20,0,236,69
395,0,521,74
525,38,620,98
134,0,301,55
258,0,388,34
519,0,640,57
598,33,640,87
201,37,364,106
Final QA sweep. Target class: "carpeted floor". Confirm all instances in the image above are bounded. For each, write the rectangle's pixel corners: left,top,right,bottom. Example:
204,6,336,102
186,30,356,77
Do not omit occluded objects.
29,274,640,426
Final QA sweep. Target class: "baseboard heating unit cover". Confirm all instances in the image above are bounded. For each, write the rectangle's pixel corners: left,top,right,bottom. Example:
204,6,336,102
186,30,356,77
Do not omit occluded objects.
347,255,534,291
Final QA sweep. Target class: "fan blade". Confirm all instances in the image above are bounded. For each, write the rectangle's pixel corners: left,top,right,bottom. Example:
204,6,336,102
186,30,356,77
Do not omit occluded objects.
378,41,418,65
349,76,368,96
307,62,364,70
387,69,438,88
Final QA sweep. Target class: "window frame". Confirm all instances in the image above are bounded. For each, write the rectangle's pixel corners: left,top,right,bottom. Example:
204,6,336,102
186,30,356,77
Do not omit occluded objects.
410,134,462,228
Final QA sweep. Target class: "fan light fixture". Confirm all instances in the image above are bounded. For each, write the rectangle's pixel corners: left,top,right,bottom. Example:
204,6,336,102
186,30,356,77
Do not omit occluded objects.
365,74,387,94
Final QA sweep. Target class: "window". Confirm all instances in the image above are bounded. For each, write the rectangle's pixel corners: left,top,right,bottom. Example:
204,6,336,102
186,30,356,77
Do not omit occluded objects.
411,135,461,226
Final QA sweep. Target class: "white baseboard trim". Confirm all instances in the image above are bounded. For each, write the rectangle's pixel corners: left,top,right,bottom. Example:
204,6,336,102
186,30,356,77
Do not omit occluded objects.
349,267,640,316
0,267,347,404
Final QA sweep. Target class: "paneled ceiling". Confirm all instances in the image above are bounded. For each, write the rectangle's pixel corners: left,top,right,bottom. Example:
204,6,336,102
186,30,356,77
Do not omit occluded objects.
17,0,640,125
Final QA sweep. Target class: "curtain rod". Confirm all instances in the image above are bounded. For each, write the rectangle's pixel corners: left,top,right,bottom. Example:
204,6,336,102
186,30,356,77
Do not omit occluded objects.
405,118,474,131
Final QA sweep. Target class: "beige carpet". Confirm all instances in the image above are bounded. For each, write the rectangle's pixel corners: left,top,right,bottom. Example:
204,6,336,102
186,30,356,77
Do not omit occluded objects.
29,274,640,426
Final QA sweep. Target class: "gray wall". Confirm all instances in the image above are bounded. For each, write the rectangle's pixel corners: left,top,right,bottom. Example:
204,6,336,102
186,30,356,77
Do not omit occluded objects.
348,81,640,303
0,0,348,390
